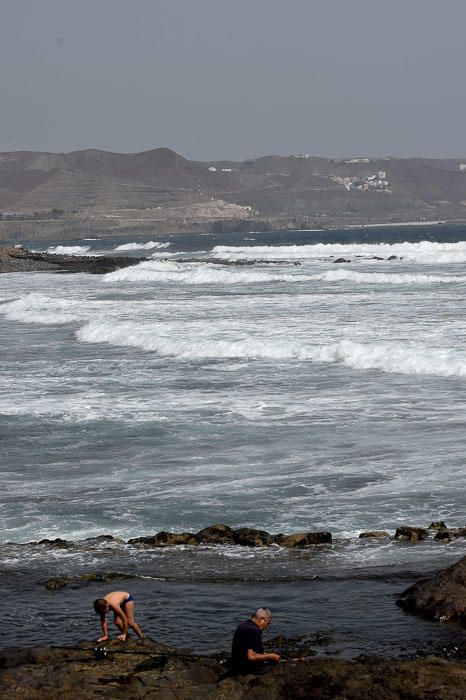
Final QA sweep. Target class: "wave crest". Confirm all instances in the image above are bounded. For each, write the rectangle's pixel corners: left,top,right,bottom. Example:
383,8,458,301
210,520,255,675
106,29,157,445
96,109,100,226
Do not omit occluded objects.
76,322,466,377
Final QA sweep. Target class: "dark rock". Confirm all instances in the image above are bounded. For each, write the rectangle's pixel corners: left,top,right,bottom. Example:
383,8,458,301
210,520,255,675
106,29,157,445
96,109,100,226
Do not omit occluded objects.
0,246,145,274
429,521,448,530
44,576,70,590
397,554,466,624
232,527,274,546
394,526,428,542
359,531,391,539
195,524,235,544
372,255,384,260
44,572,137,590
334,257,351,263
387,255,398,260
281,531,332,547
36,537,71,548
435,530,454,542
127,531,199,547
434,527,466,541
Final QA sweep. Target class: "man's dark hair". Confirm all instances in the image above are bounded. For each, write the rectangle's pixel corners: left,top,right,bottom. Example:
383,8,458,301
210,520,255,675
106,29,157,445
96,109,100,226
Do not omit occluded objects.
93,598,108,614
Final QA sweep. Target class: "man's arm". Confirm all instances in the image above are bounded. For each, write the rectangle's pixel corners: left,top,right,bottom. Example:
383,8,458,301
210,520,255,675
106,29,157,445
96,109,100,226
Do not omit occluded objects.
247,649,280,663
96,615,108,642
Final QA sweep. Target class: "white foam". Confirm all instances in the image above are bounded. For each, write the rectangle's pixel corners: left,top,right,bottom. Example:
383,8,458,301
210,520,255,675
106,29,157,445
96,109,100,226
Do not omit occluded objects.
46,245,91,255
149,251,178,258
114,241,171,251
212,241,466,264
0,293,81,325
318,269,466,285
75,322,466,378
314,339,466,377
103,260,299,284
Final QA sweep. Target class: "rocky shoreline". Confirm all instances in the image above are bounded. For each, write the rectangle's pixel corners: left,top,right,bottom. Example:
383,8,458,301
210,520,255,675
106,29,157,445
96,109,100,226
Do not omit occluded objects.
1,630,465,699
0,246,303,274
0,246,143,274
2,540,466,697
17,520,465,553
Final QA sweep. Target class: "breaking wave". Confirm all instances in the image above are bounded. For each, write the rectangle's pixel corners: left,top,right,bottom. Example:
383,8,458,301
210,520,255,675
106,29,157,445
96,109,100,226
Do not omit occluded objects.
103,260,299,284
103,260,465,286
212,241,466,264
76,323,466,378
318,269,466,285
0,293,81,325
45,245,91,255
114,241,171,251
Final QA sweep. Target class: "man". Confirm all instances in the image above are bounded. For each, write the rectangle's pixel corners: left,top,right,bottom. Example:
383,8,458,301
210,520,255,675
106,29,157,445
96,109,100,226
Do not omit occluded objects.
231,608,280,674
93,591,144,642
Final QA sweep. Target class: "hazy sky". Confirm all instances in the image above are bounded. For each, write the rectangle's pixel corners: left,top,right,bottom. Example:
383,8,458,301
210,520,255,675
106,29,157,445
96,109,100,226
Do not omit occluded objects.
2,0,466,160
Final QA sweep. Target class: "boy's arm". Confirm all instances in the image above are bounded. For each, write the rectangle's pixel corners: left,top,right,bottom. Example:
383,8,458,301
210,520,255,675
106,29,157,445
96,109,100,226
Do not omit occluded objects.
96,615,108,642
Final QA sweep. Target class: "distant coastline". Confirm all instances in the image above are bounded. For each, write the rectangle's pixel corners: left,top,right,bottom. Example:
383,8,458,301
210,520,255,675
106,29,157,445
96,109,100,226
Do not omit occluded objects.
2,147,466,242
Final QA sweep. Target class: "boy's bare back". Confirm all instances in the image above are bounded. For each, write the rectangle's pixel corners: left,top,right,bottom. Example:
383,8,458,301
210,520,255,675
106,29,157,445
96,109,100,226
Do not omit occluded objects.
103,591,130,607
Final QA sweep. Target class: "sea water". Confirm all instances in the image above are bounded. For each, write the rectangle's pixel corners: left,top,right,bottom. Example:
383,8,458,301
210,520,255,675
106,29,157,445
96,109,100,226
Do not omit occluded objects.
1,225,465,653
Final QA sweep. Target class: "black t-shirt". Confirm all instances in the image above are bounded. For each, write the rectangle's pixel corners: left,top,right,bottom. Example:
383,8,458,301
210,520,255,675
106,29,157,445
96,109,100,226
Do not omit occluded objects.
231,619,264,671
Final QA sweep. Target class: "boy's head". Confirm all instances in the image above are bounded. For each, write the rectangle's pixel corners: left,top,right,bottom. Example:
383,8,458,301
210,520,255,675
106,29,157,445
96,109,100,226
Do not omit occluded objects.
93,598,109,614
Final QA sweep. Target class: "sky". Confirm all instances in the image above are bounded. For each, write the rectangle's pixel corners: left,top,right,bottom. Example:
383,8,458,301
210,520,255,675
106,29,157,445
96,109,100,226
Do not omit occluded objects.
1,0,466,161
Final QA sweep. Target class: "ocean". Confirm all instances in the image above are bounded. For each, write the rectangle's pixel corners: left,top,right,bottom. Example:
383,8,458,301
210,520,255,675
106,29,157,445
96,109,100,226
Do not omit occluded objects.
1,224,465,655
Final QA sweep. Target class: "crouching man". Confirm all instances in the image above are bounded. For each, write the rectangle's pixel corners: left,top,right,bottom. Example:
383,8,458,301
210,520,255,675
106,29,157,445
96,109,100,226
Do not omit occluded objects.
231,607,280,674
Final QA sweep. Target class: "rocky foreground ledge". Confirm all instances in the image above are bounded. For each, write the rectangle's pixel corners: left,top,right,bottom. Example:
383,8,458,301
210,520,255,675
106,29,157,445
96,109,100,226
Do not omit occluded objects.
1,637,466,699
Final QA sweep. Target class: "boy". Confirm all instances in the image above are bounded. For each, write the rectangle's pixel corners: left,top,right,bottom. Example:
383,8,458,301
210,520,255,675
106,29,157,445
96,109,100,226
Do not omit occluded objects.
93,591,144,642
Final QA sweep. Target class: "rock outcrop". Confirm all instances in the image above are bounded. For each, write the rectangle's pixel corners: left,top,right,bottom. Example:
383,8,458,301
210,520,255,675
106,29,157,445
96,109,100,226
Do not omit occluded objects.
0,246,143,274
127,524,332,548
397,555,466,624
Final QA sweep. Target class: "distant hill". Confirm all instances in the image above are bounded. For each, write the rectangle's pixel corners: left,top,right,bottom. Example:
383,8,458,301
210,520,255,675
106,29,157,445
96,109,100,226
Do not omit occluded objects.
1,147,466,240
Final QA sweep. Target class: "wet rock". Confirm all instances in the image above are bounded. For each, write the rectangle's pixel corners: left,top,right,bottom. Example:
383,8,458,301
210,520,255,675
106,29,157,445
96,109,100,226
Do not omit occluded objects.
281,531,332,547
0,247,144,274
127,532,199,547
232,527,274,547
387,255,398,260
394,526,428,542
195,524,235,544
334,257,350,263
434,527,466,542
359,531,391,539
36,537,72,548
44,576,70,590
435,530,454,542
429,521,448,530
44,572,137,590
397,554,466,624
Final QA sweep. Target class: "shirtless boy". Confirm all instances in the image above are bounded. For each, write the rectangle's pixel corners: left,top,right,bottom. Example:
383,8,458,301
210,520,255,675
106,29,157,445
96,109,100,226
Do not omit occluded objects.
93,591,144,642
